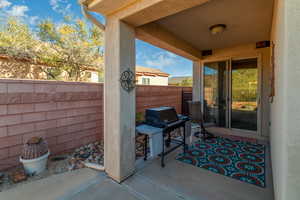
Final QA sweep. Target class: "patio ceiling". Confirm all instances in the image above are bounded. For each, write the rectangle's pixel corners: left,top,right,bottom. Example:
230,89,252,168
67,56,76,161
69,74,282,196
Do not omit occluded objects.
153,0,275,51
83,0,210,60
84,0,274,60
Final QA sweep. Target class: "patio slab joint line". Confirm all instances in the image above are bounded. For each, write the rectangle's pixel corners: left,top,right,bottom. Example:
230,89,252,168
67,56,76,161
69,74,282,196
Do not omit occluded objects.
130,173,191,200
56,173,106,200
121,182,150,200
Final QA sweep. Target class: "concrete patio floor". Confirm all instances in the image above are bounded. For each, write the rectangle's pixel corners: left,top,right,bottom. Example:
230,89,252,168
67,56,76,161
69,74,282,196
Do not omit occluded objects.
130,143,274,200
0,141,274,200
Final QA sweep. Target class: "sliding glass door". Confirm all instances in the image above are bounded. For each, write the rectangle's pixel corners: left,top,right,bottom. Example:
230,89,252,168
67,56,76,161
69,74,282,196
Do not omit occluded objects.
230,58,258,131
203,61,228,128
203,58,259,133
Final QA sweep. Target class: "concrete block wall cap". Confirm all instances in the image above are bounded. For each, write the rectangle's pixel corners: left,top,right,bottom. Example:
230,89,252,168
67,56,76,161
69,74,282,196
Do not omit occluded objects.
0,78,103,85
19,151,50,163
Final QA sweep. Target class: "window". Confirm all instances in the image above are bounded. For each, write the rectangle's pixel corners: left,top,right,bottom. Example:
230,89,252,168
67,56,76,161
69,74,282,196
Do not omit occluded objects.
142,77,150,85
86,72,92,78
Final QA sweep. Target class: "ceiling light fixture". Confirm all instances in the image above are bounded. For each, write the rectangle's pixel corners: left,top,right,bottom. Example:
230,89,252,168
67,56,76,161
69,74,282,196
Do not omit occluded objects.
209,24,227,35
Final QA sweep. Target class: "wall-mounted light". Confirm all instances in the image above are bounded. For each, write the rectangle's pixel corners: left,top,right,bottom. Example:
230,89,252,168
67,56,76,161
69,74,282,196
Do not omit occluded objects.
209,24,227,35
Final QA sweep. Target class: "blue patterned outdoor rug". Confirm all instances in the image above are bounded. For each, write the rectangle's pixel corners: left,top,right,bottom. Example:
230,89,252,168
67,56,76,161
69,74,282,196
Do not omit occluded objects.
176,137,266,187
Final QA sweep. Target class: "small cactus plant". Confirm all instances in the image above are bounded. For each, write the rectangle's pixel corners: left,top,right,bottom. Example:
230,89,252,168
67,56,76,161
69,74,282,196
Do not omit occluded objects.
21,137,49,160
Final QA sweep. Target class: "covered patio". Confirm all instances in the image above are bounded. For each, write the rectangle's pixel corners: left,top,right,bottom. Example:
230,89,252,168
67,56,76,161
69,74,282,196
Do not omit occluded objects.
76,0,299,199
0,136,274,200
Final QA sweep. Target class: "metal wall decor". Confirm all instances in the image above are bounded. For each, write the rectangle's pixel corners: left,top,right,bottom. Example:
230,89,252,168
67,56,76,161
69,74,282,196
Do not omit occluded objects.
120,68,136,92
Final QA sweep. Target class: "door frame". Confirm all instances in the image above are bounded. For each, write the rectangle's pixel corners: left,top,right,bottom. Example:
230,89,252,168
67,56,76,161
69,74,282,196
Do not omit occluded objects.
201,54,263,136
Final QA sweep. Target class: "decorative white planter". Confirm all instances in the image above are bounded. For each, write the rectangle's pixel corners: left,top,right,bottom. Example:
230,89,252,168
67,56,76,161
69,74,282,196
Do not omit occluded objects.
20,151,50,175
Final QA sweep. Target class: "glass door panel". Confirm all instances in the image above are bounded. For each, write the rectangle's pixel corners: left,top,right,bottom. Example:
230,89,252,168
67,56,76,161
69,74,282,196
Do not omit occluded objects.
231,58,258,131
203,61,228,127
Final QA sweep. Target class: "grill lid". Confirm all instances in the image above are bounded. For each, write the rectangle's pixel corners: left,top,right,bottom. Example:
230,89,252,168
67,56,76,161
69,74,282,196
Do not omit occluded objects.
145,107,179,128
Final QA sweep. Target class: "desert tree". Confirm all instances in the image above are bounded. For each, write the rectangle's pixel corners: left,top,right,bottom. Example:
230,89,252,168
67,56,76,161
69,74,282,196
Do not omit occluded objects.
37,18,104,81
0,17,104,81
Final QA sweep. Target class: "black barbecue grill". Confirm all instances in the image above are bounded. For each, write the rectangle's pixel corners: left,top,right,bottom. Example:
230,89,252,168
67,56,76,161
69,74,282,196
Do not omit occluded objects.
144,107,189,167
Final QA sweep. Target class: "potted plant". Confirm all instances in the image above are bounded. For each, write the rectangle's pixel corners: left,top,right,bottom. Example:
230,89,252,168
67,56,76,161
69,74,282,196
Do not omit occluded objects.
20,137,50,175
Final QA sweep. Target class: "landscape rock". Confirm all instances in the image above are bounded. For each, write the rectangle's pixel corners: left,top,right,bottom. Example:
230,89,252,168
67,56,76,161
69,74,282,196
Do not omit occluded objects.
10,170,27,183
69,141,104,170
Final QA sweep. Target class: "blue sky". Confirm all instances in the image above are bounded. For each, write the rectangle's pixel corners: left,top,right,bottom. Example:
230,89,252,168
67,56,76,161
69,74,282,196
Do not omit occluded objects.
0,0,192,77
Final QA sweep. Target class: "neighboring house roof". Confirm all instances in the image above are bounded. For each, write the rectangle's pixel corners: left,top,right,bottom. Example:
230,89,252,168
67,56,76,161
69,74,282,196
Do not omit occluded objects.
136,66,169,77
168,76,192,84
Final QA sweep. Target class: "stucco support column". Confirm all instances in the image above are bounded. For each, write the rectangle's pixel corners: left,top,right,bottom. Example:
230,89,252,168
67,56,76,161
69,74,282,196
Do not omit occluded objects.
192,61,202,101
104,18,136,182
270,0,300,199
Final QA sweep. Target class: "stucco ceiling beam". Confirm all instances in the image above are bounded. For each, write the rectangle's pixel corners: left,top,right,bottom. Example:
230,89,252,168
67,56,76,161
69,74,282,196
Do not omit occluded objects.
136,22,202,61
86,0,210,27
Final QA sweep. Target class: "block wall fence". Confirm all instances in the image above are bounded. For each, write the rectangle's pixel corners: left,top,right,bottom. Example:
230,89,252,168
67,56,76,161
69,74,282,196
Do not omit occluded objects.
0,79,191,170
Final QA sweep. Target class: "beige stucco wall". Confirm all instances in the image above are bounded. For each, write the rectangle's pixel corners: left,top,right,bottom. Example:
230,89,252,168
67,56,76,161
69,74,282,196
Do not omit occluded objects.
193,61,202,101
136,75,168,86
90,71,99,82
270,0,300,199
270,0,287,199
104,19,136,182
201,44,271,138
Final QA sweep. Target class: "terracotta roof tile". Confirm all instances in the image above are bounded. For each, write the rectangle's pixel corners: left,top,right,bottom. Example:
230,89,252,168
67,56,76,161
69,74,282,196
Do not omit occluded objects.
136,66,169,77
